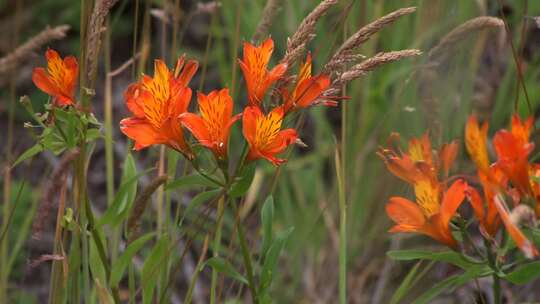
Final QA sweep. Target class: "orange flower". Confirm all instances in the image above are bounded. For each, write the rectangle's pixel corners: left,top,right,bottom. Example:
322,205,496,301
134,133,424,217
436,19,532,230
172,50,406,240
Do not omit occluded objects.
386,179,467,248
179,88,241,159
282,54,333,113
466,167,505,237
378,133,457,184
120,57,198,158
238,38,287,106
465,116,502,236
32,49,79,106
242,106,299,166
380,133,465,247
465,116,490,172
493,115,534,195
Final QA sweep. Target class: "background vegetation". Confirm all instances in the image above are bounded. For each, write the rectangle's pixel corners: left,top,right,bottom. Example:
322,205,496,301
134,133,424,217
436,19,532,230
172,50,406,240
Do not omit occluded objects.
1,0,540,303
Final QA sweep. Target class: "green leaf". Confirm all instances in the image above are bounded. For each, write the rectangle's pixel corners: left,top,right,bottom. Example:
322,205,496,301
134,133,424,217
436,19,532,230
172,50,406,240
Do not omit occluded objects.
86,128,102,142
204,257,248,285
165,173,221,191
504,261,540,285
41,128,66,155
389,261,424,304
98,155,149,227
412,266,491,304
110,233,155,286
260,227,294,292
228,164,256,198
260,196,274,257
179,189,222,226
11,144,44,168
387,249,481,269
89,228,107,284
142,236,169,304
94,278,115,304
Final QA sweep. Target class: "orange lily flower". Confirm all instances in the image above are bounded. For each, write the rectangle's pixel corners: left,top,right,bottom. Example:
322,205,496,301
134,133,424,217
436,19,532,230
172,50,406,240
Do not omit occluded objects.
378,133,457,184
120,57,198,158
386,178,467,248
242,106,299,166
380,133,466,247
179,88,241,159
32,49,79,106
282,54,333,113
465,115,538,257
238,38,287,106
493,115,534,195
465,116,502,236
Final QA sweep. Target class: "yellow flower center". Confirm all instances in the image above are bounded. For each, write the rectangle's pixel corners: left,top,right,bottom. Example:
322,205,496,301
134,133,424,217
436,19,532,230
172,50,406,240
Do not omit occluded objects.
414,179,440,217
254,111,282,150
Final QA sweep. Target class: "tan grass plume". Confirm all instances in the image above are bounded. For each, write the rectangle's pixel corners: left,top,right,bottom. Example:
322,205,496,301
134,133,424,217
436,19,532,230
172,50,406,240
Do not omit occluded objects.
325,49,422,96
253,0,284,42
0,25,70,86
325,7,416,73
86,0,120,85
281,0,338,67
428,16,504,62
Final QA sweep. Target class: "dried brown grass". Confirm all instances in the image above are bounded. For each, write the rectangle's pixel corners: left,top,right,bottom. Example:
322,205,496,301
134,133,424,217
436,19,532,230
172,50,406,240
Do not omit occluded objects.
428,16,504,62
0,25,70,86
86,0,119,85
281,0,339,67
325,49,422,96
253,0,284,42
324,7,417,74
32,148,80,239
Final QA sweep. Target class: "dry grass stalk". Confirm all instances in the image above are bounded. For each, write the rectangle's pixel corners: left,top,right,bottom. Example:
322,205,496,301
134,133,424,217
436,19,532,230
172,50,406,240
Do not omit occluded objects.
324,7,416,73
326,49,421,95
86,0,119,84
127,175,168,243
281,0,338,67
252,0,283,42
0,25,70,84
32,148,80,239
428,16,504,62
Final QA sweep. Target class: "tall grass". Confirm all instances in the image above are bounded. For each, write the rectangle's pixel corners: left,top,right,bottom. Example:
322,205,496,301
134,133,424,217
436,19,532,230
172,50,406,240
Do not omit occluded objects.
1,0,540,303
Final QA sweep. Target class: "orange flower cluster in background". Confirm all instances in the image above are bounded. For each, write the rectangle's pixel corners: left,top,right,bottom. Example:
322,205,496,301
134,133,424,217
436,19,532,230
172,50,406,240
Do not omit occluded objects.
380,116,539,258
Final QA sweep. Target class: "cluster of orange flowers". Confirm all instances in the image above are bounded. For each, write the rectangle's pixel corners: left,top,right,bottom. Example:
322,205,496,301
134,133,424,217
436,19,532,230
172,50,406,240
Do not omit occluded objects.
379,116,540,258
32,39,335,166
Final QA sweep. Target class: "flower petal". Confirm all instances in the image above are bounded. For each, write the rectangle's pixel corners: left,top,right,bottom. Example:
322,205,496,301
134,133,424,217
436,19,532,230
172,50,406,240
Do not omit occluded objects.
439,179,467,227
120,117,163,150
386,197,426,231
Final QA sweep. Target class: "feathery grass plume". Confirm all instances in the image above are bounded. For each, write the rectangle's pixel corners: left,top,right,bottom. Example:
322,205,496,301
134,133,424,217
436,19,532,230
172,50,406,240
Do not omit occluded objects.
326,49,422,95
85,0,119,85
324,7,416,74
252,0,283,42
0,25,70,86
281,0,338,67
126,175,168,243
428,16,504,62
32,148,80,239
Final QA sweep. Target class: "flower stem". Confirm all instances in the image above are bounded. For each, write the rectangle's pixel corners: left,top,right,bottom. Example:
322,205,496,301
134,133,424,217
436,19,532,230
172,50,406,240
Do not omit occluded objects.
232,199,258,303
210,196,225,304
335,148,347,304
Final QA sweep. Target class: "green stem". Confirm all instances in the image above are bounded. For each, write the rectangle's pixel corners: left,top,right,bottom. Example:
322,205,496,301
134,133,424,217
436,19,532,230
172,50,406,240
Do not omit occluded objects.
483,238,501,304
492,274,501,304
210,196,225,304
335,150,347,304
232,199,258,303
